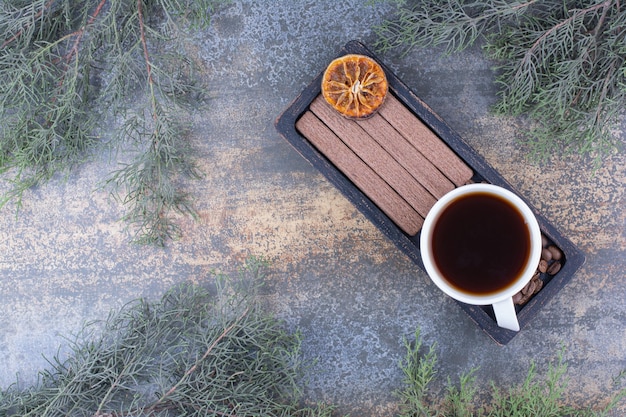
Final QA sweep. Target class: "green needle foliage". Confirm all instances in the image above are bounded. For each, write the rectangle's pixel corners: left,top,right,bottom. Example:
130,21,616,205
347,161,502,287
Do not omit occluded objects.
0,0,227,245
396,329,626,416
374,0,626,165
0,257,335,417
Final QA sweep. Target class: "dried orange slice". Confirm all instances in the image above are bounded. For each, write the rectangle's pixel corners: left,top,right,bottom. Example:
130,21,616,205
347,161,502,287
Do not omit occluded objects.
321,54,388,119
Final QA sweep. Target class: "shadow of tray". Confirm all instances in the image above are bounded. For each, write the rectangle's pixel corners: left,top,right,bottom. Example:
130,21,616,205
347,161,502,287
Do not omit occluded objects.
275,40,585,345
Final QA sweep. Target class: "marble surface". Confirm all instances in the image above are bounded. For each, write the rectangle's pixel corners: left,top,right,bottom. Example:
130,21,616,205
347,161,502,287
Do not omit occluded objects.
0,2,624,415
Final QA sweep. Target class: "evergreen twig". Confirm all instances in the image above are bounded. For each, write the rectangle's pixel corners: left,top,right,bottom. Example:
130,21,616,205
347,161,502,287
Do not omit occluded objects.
374,0,626,165
395,329,439,416
0,0,226,245
396,329,626,416
0,257,337,417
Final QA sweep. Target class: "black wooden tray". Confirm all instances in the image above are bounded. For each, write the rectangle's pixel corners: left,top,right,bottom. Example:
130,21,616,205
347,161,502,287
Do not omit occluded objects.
274,40,585,345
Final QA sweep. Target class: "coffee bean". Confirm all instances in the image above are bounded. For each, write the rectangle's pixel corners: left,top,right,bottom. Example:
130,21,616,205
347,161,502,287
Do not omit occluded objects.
547,245,563,261
541,234,549,247
541,248,553,262
538,259,548,273
547,261,561,275
520,284,530,296
515,273,543,306
516,288,531,304
521,279,533,296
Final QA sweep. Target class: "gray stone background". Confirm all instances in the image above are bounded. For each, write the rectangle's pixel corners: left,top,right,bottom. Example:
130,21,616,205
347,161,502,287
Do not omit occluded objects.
0,2,624,416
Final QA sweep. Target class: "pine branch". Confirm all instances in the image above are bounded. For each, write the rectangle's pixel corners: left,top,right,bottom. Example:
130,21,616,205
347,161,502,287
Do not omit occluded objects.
144,305,251,414
105,102,201,246
0,259,337,417
0,0,226,245
0,0,55,48
375,0,626,165
374,0,539,55
395,329,626,416
101,0,203,245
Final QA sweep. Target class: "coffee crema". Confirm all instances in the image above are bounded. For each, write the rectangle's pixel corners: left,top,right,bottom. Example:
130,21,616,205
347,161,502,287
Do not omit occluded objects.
431,192,531,296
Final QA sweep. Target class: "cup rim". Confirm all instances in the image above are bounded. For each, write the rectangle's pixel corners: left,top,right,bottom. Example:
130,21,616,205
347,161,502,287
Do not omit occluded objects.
420,184,542,305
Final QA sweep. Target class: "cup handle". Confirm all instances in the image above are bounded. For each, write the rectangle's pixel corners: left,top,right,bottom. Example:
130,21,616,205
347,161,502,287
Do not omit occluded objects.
492,298,520,331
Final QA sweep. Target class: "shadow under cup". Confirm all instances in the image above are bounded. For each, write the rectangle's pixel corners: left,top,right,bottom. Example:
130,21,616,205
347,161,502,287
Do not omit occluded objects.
420,184,542,331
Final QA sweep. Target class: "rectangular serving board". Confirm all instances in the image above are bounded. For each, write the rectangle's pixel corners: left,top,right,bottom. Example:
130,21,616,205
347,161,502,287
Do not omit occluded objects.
275,40,585,345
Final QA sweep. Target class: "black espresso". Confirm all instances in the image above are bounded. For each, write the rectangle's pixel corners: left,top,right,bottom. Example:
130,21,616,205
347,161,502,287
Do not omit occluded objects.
431,192,531,296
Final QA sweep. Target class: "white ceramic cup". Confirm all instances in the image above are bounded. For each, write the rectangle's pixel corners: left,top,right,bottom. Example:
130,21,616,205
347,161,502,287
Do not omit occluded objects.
420,184,542,331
